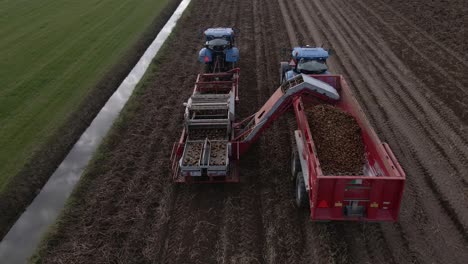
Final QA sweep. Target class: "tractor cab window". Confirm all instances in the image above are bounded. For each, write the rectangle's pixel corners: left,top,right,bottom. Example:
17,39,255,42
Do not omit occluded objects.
206,38,230,51
296,58,328,74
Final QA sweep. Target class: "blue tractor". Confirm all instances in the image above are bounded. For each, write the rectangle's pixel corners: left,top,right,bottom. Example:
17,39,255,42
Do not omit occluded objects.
280,46,330,84
198,28,239,73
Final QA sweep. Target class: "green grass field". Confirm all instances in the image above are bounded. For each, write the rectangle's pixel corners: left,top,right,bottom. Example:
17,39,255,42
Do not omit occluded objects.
0,0,169,191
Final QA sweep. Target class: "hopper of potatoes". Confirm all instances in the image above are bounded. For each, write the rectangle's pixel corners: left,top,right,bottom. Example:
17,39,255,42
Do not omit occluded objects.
179,126,230,177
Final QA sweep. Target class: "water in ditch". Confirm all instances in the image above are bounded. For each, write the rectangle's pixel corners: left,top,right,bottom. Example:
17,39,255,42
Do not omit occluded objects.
0,0,191,263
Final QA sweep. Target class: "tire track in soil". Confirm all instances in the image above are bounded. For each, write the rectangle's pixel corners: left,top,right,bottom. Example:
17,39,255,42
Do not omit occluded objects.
161,186,227,264
340,0,468,186
213,0,267,263
376,0,467,59
331,0,468,238
310,0,468,262
277,0,298,47
354,0,468,93
286,0,450,262
370,0,468,67
354,0,468,124
349,0,468,148
294,0,467,263
250,0,318,263
322,0,468,229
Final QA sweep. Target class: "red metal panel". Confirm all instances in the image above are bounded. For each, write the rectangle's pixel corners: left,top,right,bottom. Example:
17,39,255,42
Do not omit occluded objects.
192,68,240,102
367,180,384,219
292,74,405,222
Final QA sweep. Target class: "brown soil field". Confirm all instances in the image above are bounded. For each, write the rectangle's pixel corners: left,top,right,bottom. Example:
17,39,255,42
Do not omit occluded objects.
35,0,468,263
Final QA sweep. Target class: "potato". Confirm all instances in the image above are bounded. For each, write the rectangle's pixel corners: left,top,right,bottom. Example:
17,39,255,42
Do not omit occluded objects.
306,104,365,175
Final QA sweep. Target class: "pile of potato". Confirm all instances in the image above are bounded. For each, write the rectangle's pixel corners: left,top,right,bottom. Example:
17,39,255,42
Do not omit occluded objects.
183,142,204,166
306,104,365,175
209,142,227,166
189,128,226,140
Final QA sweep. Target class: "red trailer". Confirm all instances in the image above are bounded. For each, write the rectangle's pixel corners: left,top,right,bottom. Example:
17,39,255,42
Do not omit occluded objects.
290,75,405,221
171,72,405,222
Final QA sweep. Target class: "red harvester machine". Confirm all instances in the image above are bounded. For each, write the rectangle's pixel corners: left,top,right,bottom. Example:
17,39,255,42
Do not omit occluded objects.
171,70,405,222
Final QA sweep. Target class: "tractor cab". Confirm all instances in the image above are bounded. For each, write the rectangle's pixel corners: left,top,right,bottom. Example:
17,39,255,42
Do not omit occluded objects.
199,28,239,72
280,47,330,83
204,28,235,44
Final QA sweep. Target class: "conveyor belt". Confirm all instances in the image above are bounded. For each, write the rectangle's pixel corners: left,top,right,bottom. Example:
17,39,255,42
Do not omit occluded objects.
239,74,340,142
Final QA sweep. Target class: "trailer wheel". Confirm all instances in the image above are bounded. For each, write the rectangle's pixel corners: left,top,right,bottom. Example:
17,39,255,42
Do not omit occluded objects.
280,62,290,84
295,172,309,208
291,148,301,181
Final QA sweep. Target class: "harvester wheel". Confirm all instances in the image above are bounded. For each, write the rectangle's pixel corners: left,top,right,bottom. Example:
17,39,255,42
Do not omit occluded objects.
280,62,290,85
291,148,301,181
295,172,309,208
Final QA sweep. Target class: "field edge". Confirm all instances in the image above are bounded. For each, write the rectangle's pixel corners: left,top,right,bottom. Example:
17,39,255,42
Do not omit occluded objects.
0,0,182,240
28,16,186,263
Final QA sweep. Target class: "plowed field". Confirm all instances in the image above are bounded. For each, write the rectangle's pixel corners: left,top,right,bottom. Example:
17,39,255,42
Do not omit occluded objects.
35,0,468,263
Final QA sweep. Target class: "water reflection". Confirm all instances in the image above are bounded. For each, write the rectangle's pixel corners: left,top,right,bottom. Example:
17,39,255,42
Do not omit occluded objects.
0,0,191,263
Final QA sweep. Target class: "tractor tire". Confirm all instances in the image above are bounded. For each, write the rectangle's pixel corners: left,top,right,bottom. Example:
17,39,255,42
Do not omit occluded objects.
291,148,301,181
280,62,290,85
295,172,309,208
204,64,212,73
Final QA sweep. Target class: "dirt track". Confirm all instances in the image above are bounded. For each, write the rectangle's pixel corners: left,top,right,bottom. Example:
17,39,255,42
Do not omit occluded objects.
37,0,468,263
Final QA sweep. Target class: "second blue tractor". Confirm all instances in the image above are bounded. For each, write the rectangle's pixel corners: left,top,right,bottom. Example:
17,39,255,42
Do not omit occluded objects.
280,46,330,84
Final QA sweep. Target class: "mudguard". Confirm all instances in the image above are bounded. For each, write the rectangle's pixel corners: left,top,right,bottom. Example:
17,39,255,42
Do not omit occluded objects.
198,48,212,63
225,47,239,63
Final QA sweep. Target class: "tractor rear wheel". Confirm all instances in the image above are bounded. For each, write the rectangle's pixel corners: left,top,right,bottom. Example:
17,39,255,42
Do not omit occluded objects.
280,62,290,84
295,172,309,208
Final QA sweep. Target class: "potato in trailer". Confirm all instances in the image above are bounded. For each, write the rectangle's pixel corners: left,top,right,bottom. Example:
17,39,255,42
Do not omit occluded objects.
171,71,405,221
290,75,405,221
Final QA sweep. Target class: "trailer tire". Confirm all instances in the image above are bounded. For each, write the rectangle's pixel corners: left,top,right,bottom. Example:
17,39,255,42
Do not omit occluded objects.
295,172,309,208
291,148,301,181
280,62,290,84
